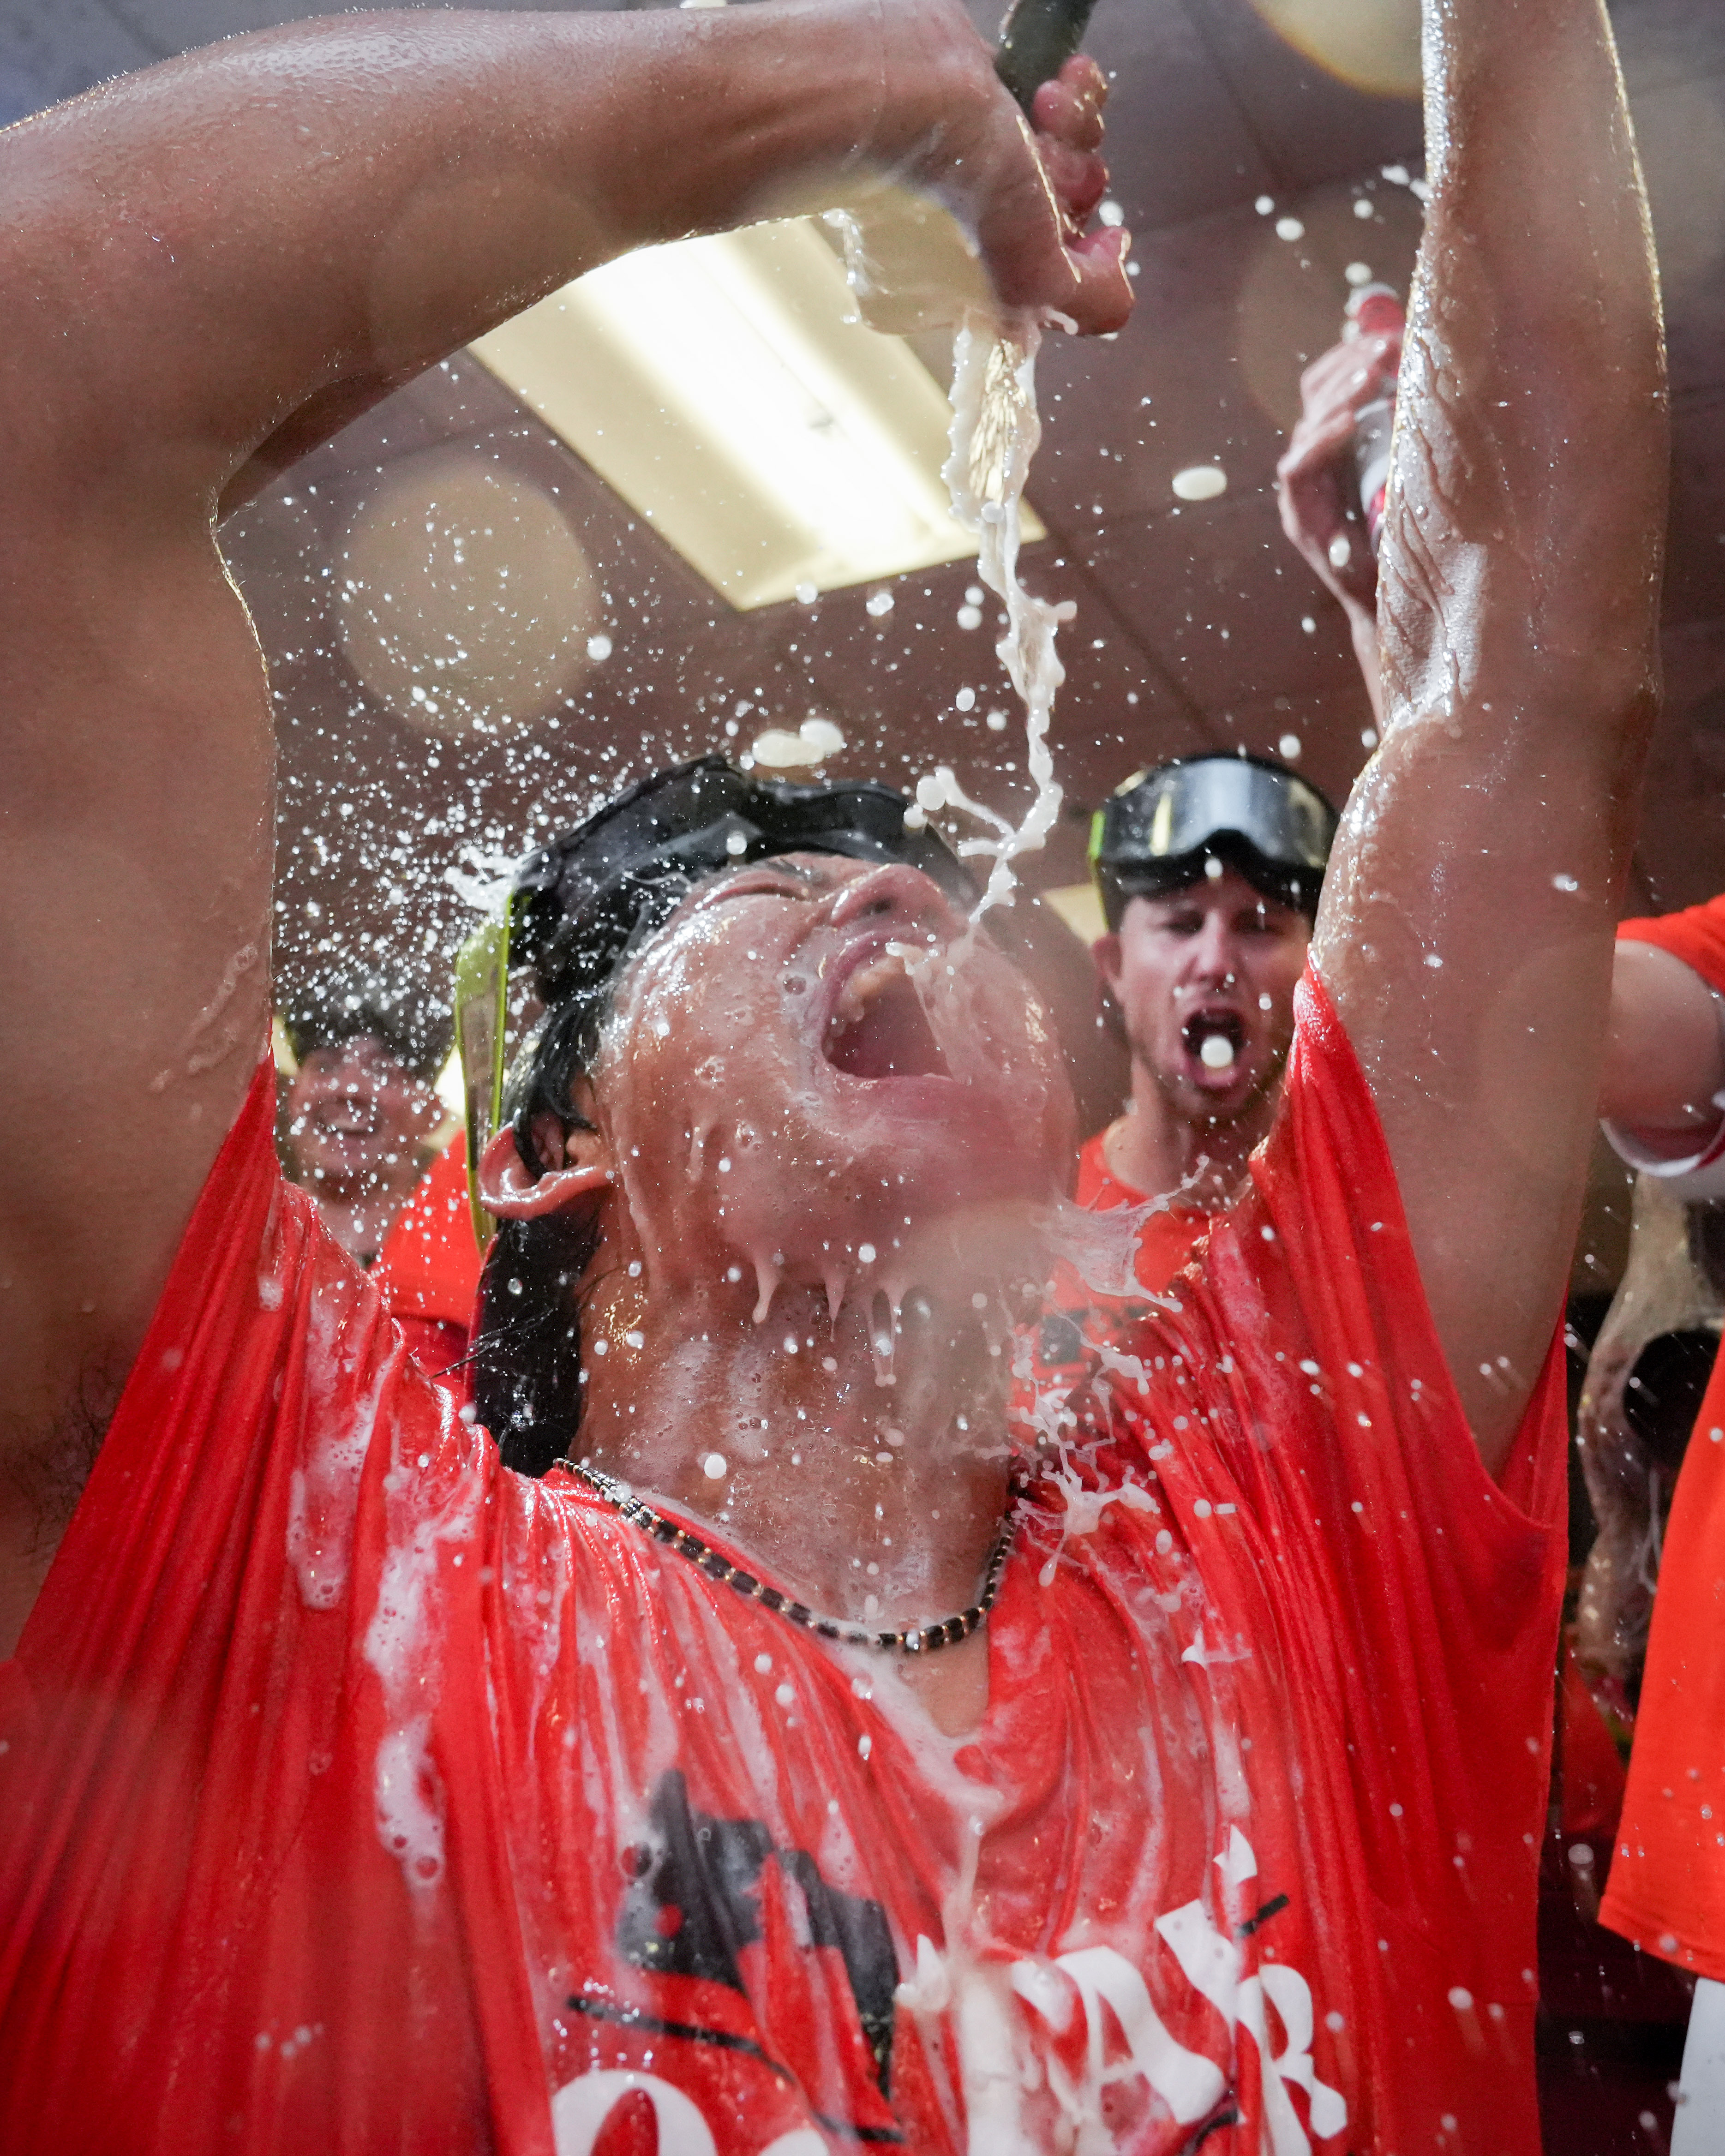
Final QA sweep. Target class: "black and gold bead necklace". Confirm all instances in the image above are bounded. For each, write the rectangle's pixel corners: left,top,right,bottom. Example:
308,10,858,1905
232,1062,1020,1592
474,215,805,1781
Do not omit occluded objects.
553,1455,1023,1655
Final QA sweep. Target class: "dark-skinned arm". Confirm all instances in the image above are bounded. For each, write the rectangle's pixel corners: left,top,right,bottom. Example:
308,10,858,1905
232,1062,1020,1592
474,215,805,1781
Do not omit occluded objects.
1311,0,1667,1476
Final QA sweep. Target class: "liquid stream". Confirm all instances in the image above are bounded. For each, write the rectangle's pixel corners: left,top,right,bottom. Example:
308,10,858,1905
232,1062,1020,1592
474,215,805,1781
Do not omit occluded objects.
918,313,1070,924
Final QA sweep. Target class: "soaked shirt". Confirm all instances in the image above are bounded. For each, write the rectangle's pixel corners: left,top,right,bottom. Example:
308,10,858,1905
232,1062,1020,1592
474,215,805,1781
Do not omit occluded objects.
1071,1128,1213,1296
0,974,1565,2156
1601,898,1725,1980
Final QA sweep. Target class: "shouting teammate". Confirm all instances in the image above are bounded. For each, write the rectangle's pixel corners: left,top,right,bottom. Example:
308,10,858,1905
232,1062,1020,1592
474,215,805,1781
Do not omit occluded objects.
1082,755,1337,1292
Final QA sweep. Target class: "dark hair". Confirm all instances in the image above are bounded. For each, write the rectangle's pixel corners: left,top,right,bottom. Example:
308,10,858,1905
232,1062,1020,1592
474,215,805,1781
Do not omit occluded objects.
468,994,613,1479
281,965,452,1087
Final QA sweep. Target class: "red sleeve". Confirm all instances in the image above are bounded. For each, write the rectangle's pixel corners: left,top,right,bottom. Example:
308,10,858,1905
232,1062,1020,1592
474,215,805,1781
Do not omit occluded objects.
1602,1349,1725,1977
373,1133,484,1332
1618,893,1725,995
0,1060,553,2156
1185,971,1566,2129
1224,970,1569,1830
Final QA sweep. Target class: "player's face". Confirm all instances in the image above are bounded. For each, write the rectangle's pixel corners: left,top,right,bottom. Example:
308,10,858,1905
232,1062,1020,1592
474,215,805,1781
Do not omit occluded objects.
285,1034,438,1186
591,853,1074,1300
1101,872,1309,1125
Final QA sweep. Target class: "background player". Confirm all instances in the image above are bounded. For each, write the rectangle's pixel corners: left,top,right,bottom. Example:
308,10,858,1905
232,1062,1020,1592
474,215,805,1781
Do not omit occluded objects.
1082,755,1336,1290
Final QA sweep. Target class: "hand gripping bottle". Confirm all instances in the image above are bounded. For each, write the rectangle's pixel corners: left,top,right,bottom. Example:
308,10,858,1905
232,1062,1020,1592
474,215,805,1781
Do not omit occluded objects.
1342,283,1405,556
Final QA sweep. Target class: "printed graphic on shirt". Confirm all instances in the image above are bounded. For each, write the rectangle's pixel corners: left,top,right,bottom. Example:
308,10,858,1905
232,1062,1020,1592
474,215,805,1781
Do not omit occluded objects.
588,1770,901,2139
556,1773,1348,2155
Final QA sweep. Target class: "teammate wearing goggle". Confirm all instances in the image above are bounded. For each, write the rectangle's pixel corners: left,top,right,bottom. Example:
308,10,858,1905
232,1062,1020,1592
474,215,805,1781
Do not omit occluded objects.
1080,754,1338,1292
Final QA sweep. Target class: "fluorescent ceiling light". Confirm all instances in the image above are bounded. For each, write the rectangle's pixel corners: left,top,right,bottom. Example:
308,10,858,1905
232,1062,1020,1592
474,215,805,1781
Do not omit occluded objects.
470,217,1042,611
1041,881,1107,946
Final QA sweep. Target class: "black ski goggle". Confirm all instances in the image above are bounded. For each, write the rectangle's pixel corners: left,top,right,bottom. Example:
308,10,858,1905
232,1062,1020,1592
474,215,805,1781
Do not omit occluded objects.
1089,756,1338,927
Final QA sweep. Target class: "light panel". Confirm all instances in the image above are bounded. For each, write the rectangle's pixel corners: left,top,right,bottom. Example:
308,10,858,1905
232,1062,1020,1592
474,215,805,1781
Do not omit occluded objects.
470,217,1041,611
1042,881,1108,948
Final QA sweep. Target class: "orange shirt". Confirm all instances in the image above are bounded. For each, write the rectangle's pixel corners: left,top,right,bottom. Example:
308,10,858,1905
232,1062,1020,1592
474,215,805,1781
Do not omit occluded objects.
371,1134,483,1375
1601,897,1725,1977
1073,1128,1213,1295
0,980,1569,2153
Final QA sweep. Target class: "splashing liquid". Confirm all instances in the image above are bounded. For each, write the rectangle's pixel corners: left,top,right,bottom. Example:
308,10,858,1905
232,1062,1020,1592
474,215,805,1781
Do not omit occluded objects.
932,316,1073,922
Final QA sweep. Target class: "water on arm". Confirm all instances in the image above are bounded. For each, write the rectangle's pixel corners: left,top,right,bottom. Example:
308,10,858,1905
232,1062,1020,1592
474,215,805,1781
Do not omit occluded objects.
1310,0,1668,1474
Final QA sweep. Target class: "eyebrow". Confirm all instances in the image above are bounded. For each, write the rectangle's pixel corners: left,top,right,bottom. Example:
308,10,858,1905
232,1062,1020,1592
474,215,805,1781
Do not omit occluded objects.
714,857,833,895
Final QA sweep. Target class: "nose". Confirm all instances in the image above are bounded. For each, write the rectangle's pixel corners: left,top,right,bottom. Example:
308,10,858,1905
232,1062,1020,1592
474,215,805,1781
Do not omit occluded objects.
829,862,964,942
1185,914,1240,989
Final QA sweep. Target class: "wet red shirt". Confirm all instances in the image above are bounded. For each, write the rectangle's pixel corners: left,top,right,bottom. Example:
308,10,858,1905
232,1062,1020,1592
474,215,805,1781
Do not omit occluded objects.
0,973,1565,2156
372,1134,482,1373
1072,1130,1214,1295
1601,899,1725,1978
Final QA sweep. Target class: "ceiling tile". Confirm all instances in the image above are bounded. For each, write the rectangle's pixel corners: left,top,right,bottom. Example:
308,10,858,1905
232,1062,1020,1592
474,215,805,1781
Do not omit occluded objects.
1199,683,1377,812
1181,0,1424,195
1029,180,1422,537
1076,493,1363,709
1630,72,1725,395
1610,0,1725,96
1080,0,1276,234
1666,390,1725,629
1637,619,1725,909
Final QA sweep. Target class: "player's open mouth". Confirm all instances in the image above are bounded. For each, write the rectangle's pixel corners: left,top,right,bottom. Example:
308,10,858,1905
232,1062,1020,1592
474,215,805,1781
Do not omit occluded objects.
1182,1010,1246,1073
318,1101,381,1137
823,951,951,1081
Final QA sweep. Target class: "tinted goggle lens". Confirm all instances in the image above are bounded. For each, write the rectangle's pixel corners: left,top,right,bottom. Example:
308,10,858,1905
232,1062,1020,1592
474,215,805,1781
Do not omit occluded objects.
1091,761,1335,877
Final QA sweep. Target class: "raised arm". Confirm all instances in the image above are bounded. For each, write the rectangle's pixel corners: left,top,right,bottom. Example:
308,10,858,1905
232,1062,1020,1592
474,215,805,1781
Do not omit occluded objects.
0,0,1127,1648
1311,0,1667,1474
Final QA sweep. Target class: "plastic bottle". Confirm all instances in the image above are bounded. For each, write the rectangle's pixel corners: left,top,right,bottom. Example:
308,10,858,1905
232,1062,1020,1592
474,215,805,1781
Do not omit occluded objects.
1342,283,1405,556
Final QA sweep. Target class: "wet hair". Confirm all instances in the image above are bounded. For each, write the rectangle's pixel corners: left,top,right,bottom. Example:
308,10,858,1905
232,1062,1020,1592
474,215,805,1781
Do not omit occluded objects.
281,966,452,1088
470,998,613,1479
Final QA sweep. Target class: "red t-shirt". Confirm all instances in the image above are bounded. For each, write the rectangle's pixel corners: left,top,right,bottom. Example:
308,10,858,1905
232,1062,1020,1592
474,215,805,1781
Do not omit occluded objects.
1072,1129,1212,1295
0,973,1565,2155
1601,898,1725,1978
372,1134,483,1373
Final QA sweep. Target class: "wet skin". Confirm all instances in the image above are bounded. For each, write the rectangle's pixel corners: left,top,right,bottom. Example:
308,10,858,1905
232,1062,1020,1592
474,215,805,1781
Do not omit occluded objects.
481,851,1075,1733
1093,870,1310,1210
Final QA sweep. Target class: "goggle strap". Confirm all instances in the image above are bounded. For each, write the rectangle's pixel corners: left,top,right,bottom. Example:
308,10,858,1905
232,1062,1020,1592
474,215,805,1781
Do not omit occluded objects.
453,893,514,1255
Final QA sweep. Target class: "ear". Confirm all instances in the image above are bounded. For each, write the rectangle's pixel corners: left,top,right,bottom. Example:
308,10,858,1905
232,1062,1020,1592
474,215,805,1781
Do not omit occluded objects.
478,1119,614,1222
1092,933,1123,994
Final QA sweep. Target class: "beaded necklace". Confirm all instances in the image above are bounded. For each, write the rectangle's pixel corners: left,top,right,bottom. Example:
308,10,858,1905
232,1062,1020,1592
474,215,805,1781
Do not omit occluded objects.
554,1455,1024,1655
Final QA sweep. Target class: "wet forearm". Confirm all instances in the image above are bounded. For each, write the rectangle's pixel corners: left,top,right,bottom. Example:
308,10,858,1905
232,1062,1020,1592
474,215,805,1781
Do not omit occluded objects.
1380,0,1666,741
0,4,918,512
